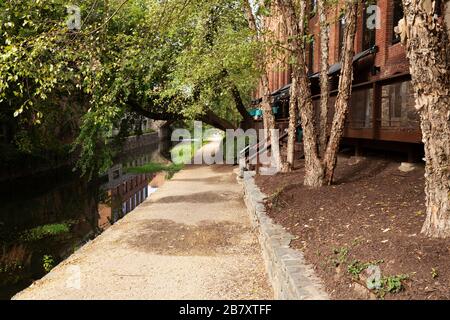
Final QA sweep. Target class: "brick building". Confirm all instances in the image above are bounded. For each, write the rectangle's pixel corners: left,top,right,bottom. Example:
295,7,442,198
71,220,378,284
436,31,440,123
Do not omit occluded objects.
253,0,422,159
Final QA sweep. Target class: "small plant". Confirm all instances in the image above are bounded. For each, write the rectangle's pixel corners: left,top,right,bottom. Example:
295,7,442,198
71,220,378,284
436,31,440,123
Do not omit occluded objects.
347,259,384,279
431,268,439,279
331,246,349,267
42,255,55,273
269,186,287,210
351,237,364,247
376,274,410,298
347,260,368,278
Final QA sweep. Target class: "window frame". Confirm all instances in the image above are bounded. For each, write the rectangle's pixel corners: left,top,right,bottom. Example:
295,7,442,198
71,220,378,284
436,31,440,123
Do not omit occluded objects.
361,1,377,51
391,0,404,44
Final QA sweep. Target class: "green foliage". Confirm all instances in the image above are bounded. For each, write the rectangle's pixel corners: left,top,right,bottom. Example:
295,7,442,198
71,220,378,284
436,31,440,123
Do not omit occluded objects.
126,162,183,178
331,246,349,267
347,260,369,278
376,274,410,298
42,255,54,273
20,221,73,242
1,0,261,177
381,274,409,293
0,261,22,274
347,259,384,278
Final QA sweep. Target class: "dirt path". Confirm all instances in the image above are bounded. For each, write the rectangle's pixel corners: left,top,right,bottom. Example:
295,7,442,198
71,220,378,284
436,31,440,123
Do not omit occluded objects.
13,143,272,300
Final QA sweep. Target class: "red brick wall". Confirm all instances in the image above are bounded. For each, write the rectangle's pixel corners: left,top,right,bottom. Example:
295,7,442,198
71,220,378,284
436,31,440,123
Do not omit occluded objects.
254,0,410,99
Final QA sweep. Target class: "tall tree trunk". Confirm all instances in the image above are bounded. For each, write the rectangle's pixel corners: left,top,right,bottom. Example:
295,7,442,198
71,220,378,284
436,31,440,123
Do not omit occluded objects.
283,77,298,172
280,2,297,173
261,74,282,171
318,0,330,156
244,0,282,172
277,0,359,187
322,0,358,185
401,0,450,237
278,0,324,186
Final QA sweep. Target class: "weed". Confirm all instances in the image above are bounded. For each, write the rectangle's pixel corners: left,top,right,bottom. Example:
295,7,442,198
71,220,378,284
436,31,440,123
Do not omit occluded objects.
42,255,54,273
20,221,74,242
376,274,410,298
347,259,384,279
347,260,369,278
125,162,183,178
431,268,439,279
331,246,349,267
269,186,288,210
351,237,364,247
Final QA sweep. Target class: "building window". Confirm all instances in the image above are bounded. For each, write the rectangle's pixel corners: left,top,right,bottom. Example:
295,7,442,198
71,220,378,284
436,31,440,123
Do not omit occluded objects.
350,87,373,128
381,81,419,128
308,39,315,73
362,2,376,50
338,15,345,61
392,0,404,44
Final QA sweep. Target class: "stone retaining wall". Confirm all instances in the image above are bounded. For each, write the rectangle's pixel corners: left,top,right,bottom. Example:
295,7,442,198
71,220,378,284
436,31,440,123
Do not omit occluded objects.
123,132,159,152
240,171,329,300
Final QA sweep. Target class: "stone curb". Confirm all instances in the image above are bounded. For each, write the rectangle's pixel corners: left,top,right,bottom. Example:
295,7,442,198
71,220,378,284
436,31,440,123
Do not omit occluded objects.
239,171,329,300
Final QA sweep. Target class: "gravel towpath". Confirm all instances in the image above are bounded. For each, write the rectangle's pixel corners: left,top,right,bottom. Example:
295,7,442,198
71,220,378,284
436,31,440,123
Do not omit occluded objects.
13,143,272,300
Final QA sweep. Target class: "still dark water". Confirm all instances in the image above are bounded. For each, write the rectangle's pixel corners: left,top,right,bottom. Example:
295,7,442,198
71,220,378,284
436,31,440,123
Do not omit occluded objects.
0,140,171,299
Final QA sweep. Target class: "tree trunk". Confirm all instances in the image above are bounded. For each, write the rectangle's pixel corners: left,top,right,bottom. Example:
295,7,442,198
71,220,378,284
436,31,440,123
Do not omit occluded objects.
201,109,238,131
261,74,282,172
283,77,298,172
278,0,324,186
128,98,237,131
244,0,282,172
322,0,358,185
401,0,450,237
317,0,330,156
280,1,298,173
229,82,254,130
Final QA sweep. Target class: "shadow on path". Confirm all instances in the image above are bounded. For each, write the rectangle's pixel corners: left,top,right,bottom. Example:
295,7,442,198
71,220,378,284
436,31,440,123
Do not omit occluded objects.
123,219,248,256
144,191,241,205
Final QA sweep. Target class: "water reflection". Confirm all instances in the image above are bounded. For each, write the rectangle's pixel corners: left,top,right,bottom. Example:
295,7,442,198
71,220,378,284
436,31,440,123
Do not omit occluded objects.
0,140,170,299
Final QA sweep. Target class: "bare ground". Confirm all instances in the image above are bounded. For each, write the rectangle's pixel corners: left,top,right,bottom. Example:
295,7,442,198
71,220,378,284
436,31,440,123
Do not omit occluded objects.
256,155,450,300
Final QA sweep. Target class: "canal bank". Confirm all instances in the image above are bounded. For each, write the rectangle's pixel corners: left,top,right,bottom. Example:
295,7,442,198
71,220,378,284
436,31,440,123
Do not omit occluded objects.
0,136,171,299
12,161,272,299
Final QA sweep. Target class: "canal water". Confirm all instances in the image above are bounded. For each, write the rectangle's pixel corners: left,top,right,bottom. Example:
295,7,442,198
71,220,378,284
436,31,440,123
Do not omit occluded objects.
0,140,171,299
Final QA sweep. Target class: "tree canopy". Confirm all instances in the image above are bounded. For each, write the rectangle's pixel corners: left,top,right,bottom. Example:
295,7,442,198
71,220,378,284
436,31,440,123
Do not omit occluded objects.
0,0,262,175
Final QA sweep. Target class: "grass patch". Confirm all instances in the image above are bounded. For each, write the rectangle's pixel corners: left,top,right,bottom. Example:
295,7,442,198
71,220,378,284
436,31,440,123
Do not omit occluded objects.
20,221,74,242
126,162,184,178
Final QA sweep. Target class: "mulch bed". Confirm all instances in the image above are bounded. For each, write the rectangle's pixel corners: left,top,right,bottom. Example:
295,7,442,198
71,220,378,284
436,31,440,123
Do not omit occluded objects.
255,154,450,300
